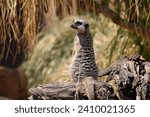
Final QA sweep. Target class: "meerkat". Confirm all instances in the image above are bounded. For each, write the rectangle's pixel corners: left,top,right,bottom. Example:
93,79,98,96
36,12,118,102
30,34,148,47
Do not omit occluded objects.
70,19,99,99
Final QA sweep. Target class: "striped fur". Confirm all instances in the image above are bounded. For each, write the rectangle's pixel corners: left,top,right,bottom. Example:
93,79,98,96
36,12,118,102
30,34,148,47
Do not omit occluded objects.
70,29,98,81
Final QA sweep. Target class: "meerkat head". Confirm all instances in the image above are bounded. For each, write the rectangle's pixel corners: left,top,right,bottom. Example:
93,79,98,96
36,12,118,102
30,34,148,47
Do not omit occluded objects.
70,19,89,33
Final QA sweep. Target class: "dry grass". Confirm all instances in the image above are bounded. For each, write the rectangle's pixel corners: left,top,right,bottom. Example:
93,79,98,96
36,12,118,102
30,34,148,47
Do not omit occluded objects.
43,0,97,25
0,0,48,67
0,0,95,67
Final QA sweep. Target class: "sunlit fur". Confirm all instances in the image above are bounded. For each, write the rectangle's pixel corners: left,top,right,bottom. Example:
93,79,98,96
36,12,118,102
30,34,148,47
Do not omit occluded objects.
71,19,89,33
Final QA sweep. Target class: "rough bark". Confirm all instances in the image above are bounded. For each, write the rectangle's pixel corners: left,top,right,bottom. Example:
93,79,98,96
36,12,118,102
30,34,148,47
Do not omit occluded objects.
99,55,150,100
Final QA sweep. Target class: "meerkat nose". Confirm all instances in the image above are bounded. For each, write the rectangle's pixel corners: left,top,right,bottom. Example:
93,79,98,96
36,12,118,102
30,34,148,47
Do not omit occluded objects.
70,24,78,29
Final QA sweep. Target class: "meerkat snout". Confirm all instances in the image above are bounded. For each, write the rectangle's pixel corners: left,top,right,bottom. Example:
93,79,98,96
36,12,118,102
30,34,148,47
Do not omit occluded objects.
70,19,89,33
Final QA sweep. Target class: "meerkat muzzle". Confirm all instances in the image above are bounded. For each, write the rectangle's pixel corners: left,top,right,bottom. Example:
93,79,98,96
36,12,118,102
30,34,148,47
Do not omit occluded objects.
70,24,78,29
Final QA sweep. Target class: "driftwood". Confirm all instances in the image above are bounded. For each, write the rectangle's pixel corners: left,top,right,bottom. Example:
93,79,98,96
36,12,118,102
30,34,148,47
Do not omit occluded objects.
29,78,115,100
99,55,150,100
29,55,150,100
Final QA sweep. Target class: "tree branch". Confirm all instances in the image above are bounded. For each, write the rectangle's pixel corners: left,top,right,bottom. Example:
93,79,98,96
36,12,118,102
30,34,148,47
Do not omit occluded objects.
98,5,150,40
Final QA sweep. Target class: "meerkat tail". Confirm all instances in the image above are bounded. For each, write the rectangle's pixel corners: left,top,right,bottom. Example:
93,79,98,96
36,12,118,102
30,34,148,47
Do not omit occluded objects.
82,77,95,100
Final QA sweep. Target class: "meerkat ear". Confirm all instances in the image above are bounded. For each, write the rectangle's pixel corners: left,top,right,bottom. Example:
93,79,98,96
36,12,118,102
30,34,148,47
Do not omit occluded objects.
85,23,89,29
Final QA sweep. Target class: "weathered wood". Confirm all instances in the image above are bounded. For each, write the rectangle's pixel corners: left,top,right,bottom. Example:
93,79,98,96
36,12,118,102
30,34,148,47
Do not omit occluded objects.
29,55,150,100
29,79,115,100
100,55,150,100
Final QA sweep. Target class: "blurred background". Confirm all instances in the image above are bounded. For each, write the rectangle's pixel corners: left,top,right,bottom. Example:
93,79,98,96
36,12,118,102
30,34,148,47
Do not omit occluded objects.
0,0,150,99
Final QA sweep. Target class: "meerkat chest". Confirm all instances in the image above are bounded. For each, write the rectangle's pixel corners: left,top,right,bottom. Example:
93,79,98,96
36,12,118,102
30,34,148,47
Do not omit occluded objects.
74,36,81,53
70,42,98,80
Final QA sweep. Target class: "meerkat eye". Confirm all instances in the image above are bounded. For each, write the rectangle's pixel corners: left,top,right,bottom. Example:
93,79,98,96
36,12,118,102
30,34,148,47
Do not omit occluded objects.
75,21,82,26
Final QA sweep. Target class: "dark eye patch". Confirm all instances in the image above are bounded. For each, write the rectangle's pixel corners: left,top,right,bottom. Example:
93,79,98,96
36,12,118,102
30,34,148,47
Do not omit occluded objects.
75,21,82,26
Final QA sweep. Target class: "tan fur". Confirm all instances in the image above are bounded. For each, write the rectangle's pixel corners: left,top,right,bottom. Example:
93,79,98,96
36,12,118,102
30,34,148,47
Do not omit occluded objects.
82,77,95,100
76,26,85,33
73,36,80,54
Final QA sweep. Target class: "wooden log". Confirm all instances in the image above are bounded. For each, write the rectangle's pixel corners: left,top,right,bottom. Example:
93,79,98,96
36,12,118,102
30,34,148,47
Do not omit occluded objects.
29,79,115,100
100,55,150,100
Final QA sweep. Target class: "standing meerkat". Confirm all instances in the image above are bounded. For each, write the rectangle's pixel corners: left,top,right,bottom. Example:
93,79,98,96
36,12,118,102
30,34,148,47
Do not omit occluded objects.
70,19,99,99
